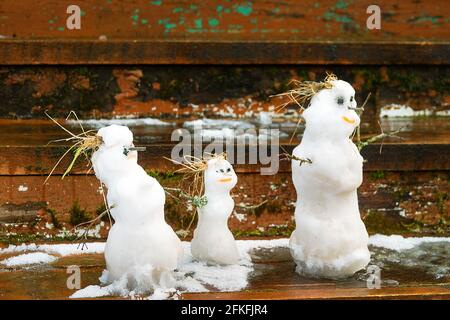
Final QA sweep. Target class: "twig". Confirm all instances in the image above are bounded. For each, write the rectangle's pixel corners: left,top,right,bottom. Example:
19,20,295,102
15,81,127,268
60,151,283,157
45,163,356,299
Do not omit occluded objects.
279,145,312,166
357,122,404,153
236,199,269,210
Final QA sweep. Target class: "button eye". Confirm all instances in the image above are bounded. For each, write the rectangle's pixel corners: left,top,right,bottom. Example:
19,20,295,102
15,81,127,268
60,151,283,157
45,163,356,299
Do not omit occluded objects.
337,97,345,105
226,168,231,173
220,169,224,173
350,96,354,102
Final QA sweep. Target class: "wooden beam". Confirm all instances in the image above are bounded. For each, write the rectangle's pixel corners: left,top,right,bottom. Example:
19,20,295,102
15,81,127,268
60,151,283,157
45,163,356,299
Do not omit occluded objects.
0,40,448,65
0,143,448,176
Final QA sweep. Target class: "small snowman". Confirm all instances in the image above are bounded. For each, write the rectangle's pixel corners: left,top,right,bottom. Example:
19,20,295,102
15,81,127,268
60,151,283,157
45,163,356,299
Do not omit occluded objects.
175,154,240,265
287,74,370,278
92,125,183,291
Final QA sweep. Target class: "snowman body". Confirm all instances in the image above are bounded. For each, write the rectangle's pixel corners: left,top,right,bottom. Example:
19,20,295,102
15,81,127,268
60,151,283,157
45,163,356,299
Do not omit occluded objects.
289,80,370,278
92,125,182,290
191,158,240,265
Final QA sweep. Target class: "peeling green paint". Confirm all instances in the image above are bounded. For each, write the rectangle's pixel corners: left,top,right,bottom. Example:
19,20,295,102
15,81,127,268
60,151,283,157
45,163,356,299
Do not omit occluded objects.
335,0,349,9
151,0,162,5
410,15,442,24
194,18,202,29
141,18,148,25
208,18,220,27
57,27,65,31
235,3,253,16
172,7,183,14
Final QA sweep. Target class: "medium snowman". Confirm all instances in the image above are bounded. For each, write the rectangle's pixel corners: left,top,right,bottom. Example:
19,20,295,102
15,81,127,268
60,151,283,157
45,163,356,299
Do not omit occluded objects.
92,125,183,291
190,155,240,265
289,77,371,278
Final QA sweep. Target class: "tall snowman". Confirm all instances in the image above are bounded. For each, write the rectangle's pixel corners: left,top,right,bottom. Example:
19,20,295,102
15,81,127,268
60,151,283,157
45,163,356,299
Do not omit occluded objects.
92,125,183,291
289,76,370,278
189,154,240,265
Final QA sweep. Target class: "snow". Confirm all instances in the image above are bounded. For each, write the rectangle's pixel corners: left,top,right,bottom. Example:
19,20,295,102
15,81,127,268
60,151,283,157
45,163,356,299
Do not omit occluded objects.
258,112,273,125
379,104,446,117
368,234,450,251
1,252,57,267
289,79,370,278
183,118,255,130
67,118,170,127
2,235,448,298
0,242,105,256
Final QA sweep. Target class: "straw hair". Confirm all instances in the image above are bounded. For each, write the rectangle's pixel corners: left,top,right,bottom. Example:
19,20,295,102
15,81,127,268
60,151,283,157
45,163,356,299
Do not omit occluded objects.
45,111,103,184
165,152,227,197
273,73,338,112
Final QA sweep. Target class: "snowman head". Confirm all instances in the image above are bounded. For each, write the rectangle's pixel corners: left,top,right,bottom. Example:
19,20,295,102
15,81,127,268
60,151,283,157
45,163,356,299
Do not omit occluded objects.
302,79,360,138
92,125,138,186
204,156,237,194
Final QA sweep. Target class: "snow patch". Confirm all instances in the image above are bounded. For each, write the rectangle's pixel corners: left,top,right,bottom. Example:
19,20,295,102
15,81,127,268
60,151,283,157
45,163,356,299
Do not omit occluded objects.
380,104,450,118
368,234,450,251
1,252,57,266
183,118,255,130
67,118,171,127
0,242,105,256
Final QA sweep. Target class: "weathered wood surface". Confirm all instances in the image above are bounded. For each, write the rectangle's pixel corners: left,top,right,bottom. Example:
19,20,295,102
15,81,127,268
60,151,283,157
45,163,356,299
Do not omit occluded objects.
0,143,449,176
0,249,449,300
0,66,448,131
0,0,448,41
0,1,449,64
183,286,450,300
1,40,449,65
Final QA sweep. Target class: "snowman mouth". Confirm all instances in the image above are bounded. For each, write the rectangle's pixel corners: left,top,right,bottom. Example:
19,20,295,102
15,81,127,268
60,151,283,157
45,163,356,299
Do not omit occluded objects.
342,116,356,124
218,177,232,183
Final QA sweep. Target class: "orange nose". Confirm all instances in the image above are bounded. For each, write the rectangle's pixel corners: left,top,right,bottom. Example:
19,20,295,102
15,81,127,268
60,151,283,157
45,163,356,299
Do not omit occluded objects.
218,177,232,183
342,116,356,124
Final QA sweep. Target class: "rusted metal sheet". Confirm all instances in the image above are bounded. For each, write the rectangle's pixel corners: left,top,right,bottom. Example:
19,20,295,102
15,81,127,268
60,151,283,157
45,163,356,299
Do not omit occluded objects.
0,40,449,65
0,0,448,41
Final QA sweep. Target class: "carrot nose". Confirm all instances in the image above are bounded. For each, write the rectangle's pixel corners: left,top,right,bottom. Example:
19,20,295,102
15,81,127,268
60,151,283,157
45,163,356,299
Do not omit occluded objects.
342,116,356,124
218,177,232,183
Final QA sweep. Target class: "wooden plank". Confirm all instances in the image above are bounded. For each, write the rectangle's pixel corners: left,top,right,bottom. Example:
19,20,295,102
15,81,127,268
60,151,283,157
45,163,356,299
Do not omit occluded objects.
182,285,450,300
0,143,449,176
0,0,449,42
0,40,449,65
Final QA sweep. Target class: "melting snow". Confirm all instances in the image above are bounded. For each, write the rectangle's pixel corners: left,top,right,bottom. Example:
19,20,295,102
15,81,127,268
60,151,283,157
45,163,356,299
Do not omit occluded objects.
183,118,255,130
380,104,449,118
1,252,57,267
67,118,171,127
2,236,448,298
368,234,450,251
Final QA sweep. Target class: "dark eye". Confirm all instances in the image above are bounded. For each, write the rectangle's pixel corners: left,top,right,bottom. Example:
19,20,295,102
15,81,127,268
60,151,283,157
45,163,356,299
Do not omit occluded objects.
350,96,354,102
220,169,224,173
226,168,231,173
337,97,345,105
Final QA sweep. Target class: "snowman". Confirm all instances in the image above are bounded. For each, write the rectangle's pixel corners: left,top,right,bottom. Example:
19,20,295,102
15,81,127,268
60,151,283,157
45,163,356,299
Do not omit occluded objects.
190,154,240,265
289,76,371,278
92,125,183,291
